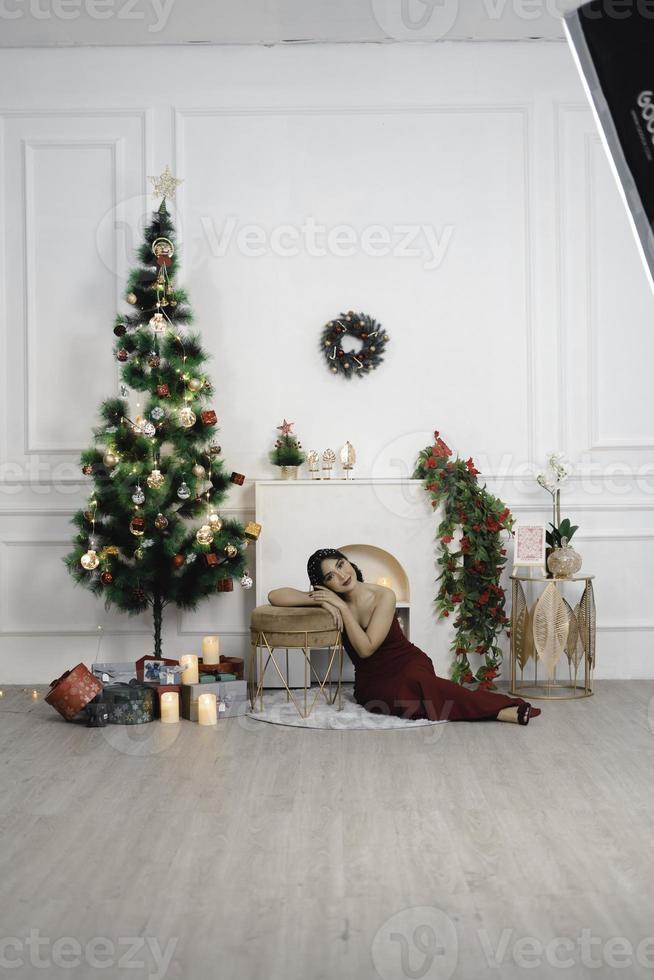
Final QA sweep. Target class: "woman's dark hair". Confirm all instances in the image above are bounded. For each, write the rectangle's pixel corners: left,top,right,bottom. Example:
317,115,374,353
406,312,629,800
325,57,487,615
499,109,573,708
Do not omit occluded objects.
307,549,364,588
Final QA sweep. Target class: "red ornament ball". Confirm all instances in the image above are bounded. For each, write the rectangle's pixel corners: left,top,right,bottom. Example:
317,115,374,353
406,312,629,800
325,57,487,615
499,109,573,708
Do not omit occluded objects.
116,348,129,362
101,571,113,585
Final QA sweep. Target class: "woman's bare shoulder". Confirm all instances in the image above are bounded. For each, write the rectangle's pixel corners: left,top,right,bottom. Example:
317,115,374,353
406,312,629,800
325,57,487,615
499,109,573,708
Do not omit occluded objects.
367,583,396,603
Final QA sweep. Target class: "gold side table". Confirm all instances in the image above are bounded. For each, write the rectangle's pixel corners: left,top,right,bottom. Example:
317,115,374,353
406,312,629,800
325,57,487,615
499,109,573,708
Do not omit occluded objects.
509,574,596,700
249,606,344,719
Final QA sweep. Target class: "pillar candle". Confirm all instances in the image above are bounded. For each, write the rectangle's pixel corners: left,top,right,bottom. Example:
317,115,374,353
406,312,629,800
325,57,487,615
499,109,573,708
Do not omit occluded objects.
180,654,199,685
160,692,180,724
198,692,217,726
202,635,220,665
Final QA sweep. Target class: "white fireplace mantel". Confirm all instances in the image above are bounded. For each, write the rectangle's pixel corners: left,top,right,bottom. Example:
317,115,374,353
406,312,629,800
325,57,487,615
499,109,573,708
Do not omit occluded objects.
255,478,454,681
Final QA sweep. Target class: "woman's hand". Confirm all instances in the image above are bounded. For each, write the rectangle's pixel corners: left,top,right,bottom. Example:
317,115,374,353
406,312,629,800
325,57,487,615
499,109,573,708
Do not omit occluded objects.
319,602,343,631
309,588,347,611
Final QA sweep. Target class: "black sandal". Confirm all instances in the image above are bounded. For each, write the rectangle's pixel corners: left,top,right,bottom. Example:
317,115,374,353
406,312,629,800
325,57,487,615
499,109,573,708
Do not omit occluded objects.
517,703,532,726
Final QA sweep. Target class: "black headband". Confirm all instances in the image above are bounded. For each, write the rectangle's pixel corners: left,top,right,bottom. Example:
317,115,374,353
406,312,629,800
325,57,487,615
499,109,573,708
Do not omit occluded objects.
307,548,348,587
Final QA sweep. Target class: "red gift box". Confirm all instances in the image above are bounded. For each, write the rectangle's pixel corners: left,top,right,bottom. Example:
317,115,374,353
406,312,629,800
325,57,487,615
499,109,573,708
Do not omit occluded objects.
45,663,103,721
219,657,244,680
216,578,234,592
156,384,170,397
230,472,245,486
201,410,217,426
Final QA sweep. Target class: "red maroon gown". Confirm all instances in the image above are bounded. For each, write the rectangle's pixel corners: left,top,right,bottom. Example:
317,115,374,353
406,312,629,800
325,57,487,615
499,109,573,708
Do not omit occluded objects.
343,616,539,722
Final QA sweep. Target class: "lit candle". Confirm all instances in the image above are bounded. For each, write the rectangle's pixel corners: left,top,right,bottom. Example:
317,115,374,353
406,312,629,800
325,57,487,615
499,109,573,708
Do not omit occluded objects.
160,692,180,724
377,577,390,588
198,692,217,726
180,654,199,685
201,635,220,665
31,690,39,700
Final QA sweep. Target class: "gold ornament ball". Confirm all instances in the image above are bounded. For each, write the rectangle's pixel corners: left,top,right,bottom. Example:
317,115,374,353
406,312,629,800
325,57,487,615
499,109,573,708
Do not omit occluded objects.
177,406,197,429
126,292,137,305
196,525,214,546
188,378,202,392
103,452,118,468
224,543,238,558
80,549,100,571
192,463,206,479
147,469,165,490
208,513,223,532
154,512,169,530
134,548,144,560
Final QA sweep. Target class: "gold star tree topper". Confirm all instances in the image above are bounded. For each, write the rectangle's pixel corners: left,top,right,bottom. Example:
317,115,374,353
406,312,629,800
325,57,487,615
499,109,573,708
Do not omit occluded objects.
148,166,183,201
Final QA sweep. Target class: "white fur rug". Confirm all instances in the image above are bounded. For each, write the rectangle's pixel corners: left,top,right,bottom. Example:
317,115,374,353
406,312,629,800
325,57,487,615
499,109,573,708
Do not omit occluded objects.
248,686,448,731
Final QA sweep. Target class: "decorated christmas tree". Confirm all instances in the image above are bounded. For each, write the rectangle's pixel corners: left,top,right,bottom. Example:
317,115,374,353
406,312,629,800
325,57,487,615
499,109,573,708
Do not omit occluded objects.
64,168,252,657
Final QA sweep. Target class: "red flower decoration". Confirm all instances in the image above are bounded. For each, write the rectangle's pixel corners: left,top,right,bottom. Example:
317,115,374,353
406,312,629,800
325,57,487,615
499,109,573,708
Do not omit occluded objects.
441,535,453,544
465,457,479,477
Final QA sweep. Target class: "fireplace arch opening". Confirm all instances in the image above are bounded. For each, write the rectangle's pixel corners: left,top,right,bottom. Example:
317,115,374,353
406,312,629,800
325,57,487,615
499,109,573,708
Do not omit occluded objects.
335,543,410,604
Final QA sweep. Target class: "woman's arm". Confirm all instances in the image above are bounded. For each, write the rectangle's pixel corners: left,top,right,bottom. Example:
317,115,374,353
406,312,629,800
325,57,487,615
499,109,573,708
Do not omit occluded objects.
268,587,344,630
267,588,315,607
311,587,396,659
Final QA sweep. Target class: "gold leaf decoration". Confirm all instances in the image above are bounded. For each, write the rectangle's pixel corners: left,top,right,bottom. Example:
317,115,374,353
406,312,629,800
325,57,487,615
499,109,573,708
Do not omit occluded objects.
580,581,596,669
533,582,569,680
563,597,584,670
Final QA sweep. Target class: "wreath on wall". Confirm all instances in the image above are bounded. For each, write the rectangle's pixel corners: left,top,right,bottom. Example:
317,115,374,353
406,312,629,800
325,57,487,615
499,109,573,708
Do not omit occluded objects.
413,431,514,691
320,311,389,378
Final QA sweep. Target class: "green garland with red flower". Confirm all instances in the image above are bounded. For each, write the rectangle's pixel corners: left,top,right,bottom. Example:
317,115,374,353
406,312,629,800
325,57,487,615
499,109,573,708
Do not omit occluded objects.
413,431,514,691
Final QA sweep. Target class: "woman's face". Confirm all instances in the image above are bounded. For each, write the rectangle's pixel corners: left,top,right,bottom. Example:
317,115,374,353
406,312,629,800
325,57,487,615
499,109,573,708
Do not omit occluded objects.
320,556,356,594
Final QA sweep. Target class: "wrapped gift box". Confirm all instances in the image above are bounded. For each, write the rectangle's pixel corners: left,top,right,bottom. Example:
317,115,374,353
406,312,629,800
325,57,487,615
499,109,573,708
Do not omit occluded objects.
101,683,157,725
92,662,136,685
45,663,103,721
181,680,248,722
136,656,179,683
217,657,244,680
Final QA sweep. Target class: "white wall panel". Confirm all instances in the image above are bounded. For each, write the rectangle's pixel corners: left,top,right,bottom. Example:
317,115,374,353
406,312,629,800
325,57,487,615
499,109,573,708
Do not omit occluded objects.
0,44,651,682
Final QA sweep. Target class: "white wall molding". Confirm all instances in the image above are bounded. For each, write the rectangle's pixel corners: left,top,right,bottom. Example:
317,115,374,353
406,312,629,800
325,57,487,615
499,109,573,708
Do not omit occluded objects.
1,46,654,678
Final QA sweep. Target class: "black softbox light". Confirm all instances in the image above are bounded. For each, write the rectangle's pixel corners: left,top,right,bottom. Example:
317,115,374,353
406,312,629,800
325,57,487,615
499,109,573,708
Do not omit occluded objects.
564,1,654,292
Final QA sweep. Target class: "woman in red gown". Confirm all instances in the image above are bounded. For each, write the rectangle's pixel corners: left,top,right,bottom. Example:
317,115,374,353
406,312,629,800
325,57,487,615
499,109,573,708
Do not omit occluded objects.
268,548,541,725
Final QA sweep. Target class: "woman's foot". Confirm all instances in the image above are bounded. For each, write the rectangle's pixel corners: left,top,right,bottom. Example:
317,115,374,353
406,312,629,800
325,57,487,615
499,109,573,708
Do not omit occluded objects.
497,703,541,724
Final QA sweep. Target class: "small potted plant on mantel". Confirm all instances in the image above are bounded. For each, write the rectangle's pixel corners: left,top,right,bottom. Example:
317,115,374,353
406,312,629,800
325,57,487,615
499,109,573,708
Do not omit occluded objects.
270,419,306,480
536,452,582,577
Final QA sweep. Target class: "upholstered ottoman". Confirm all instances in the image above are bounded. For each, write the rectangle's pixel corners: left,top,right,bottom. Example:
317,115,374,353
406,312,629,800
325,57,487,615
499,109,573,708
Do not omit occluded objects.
249,605,343,719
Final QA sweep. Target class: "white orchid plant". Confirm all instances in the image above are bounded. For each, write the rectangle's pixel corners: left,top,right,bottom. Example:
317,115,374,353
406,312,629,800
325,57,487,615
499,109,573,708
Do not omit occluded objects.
536,452,578,548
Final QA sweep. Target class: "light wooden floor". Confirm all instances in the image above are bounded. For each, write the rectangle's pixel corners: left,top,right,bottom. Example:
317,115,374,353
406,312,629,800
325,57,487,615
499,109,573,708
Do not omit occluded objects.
2,681,654,980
